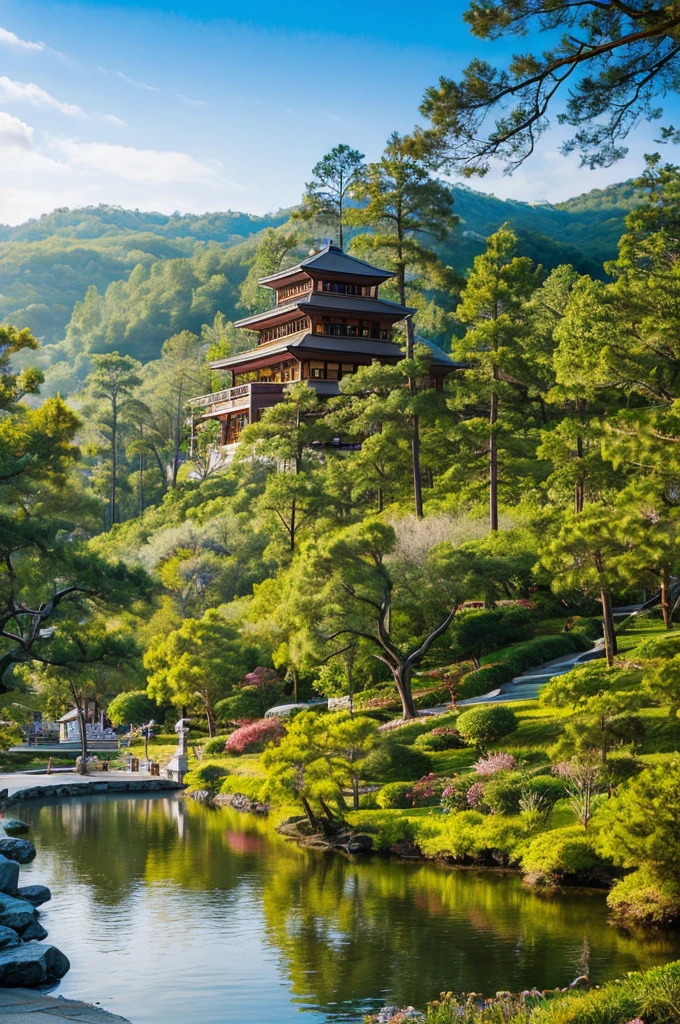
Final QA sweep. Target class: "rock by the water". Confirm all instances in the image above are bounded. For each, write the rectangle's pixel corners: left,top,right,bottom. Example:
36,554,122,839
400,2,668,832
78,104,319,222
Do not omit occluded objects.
0,926,19,949
2,820,29,836
345,834,373,855
0,941,69,986
20,920,48,941
0,855,19,896
0,838,36,864
0,894,37,933
17,885,51,908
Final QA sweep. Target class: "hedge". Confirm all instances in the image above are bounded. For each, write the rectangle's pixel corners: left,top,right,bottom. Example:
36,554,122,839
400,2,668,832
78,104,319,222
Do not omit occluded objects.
457,632,593,700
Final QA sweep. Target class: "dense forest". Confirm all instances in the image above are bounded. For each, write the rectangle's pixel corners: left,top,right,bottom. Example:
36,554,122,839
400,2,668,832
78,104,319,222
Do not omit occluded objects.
4,137,680,930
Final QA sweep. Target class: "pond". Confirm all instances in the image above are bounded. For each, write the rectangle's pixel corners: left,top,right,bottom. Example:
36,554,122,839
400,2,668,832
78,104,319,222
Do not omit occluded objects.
16,794,680,1024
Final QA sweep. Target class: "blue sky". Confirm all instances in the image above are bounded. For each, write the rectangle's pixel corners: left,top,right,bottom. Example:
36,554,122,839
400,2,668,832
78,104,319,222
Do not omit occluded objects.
0,0,672,224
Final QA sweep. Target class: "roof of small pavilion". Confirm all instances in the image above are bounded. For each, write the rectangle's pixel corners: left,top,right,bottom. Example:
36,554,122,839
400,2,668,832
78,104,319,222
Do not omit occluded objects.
258,244,394,286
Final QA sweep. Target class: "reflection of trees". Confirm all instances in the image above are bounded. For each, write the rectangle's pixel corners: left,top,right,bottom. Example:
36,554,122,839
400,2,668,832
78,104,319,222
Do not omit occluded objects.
24,797,680,1017
260,858,680,1011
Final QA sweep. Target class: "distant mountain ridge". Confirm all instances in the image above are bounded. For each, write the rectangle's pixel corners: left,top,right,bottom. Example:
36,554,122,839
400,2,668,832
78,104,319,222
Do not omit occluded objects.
0,181,637,371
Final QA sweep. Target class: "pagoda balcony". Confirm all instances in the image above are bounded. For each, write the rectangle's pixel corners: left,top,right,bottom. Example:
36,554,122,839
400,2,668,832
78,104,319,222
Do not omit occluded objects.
188,381,287,418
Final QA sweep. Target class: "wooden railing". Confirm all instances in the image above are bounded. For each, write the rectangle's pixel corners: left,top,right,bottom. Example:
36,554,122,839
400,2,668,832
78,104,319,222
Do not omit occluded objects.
188,384,251,412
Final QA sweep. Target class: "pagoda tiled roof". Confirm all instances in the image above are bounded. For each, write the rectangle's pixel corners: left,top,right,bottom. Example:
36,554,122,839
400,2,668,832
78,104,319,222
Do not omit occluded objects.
210,331,463,370
258,244,394,286
234,291,414,330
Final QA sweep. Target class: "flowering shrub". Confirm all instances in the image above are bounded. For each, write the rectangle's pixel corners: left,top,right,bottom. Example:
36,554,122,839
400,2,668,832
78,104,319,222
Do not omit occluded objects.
407,773,447,807
225,717,285,755
466,780,486,808
474,752,516,776
440,776,472,812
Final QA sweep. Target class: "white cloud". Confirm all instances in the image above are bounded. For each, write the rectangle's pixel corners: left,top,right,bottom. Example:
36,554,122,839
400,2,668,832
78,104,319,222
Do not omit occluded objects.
0,111,35,151
0,77,84,117
179,94,206,107
0,27,45,52
117,71,160,93
49,138,229,186
102,113,127,127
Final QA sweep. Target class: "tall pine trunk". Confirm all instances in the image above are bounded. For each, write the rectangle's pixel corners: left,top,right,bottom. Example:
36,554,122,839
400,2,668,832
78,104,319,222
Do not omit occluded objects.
392,663,417,720
110,402,118,529
574,433,585,514
489,374,499,532
660,575,672,629
405,317,423,519
600,589,617,667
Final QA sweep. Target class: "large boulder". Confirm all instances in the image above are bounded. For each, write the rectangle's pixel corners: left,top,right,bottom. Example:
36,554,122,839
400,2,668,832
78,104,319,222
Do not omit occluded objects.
0,926,19,949
0,941,69,986
20,919,48,941
2,819,29,836
0,838,36,864
0,855,19,896
17,885,51,907
0,894,37,933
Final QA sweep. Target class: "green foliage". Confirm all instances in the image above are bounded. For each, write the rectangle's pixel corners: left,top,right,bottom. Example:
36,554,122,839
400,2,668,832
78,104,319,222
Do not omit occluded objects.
519,827,605,882
107,690,159,727
183,762,228,793
362,739,432,783
376,781,414,809
202,734,230,756
596,762,680,881
413,728,462,752
456,705,518,751
606,867,680,926
345,810,415,851
219,773,266,802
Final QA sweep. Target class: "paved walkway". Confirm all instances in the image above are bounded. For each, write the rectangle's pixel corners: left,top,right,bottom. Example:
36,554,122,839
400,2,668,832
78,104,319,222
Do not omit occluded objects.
0,989,130,1022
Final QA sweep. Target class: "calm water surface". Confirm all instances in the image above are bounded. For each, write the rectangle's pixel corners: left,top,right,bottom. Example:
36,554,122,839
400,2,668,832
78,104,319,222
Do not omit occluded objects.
16,795,680,1024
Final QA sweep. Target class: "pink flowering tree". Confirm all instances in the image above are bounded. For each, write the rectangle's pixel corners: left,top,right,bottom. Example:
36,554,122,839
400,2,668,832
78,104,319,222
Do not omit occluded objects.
225,717,285,755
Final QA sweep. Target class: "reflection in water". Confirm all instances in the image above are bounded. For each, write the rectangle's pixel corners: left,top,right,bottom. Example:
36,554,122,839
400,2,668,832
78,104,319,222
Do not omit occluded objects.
16,795,680,1024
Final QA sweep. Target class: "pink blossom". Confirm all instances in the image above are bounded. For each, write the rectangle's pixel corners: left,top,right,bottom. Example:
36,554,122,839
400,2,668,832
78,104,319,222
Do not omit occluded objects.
225,717,285,755
466,780,486,808
474,752,516,776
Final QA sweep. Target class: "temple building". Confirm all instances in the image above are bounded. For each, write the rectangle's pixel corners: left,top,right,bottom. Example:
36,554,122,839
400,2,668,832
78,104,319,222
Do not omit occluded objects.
189,243,458,448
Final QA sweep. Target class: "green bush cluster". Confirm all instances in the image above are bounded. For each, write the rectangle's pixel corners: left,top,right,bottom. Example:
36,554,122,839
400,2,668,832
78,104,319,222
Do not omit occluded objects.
519,827,605,883
183,762,228,793
376,781,413,809
202,734,230,756
219,773,266,802
362,739,432,782
414,728,462,752
346,810,415,851
606,867,680,925
458,633,592,700
457,704,518,750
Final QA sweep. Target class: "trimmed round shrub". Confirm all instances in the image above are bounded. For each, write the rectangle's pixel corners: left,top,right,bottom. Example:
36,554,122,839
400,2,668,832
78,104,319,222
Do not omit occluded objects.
203,734,230,756
414,727,463,752
362,739,431,782
520,827,605,883
607,867,680,926
376,781,413,809
225,718,285,755
457,705,518,751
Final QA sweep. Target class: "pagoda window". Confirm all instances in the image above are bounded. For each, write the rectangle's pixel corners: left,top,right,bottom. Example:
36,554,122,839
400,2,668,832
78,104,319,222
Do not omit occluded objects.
277,280,312,302
260,317,310,343
318,280,378,297
303,361,357,380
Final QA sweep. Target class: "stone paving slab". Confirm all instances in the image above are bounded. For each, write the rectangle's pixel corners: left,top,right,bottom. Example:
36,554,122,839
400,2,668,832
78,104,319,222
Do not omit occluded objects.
0,989,130,1022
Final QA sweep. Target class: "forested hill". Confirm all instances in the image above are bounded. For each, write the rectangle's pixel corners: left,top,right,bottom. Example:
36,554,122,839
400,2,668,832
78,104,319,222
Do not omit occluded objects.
0,180,636,380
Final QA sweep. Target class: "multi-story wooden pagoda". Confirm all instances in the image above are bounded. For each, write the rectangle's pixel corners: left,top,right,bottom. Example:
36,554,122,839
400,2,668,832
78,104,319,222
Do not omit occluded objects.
189,243,457,447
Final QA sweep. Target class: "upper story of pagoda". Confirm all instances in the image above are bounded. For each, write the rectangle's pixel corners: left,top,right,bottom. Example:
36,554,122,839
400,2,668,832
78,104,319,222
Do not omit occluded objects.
210,244,425,381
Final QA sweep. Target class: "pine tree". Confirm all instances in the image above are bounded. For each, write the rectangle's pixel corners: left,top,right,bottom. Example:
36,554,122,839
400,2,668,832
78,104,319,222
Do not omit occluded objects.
293,144,365,250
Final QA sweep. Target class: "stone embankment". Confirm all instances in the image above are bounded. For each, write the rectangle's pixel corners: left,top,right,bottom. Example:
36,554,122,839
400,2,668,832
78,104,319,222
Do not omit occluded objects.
0,819,69,988
0,775,182,806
